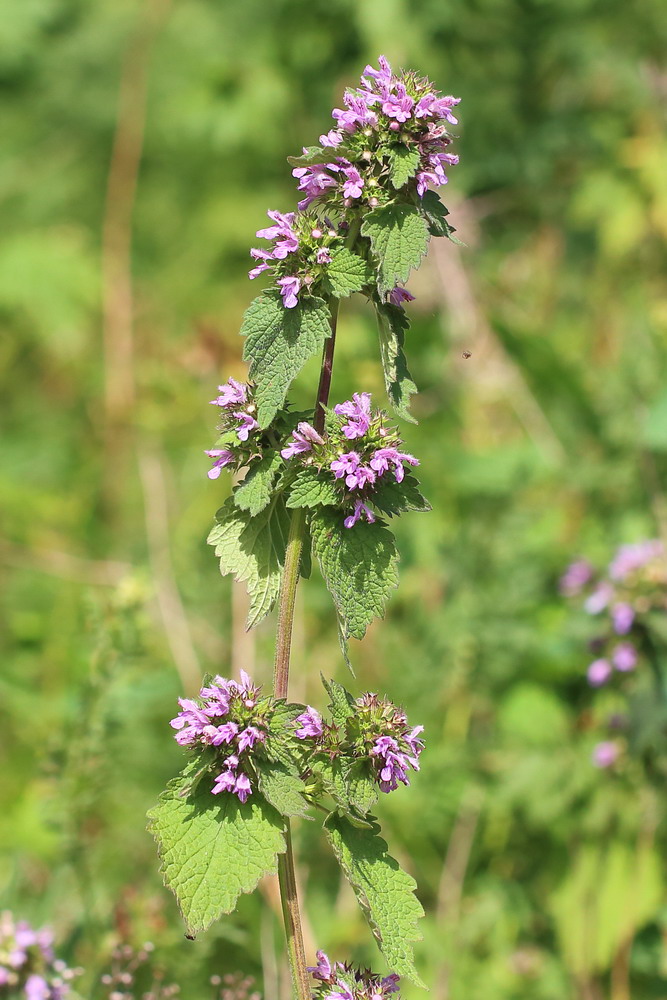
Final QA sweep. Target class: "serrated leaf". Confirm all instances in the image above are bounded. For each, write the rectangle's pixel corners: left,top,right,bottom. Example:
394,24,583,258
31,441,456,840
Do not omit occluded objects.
207,497,290,628
324,248,372,298
286,467,340,509
312,757,350,808
322,676,356,727
256,760,310,818
234,451,284,516
371,474,431,517
374,301,418,422
324,812,425,985
265,701,307,768
361,205,430,294
311,510,399,642
346,760,379,815
287,146,336,167
148,764,286,936
241,293,332,427
387,144,421,189
419,190,462,242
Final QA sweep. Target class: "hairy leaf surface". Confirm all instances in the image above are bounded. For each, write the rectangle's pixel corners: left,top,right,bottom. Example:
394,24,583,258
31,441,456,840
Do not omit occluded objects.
286,467,339,509
241,294,331,426
148,764,285,936
311,511,399,641
374,301,417,421
361,205,429,293
207,497,290,628
324,248,372,298
387,144,421,189
234,451,284,516
256,760,309,818
324,812,425,985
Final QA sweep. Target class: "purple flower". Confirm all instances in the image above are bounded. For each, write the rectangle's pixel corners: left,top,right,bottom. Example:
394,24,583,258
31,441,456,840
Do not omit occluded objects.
331,451,360,480
25,975,50,1000
612,642,638,672
592,741,619,769
320,129,343,147
609,540,664,580
295,706,324,739
309,951,333,982
434,95,461,124
205,449,235,480
344,500,376,529
382,83,414,122
293,164,338,209
211,378,247,408
237,726,265,752
345,464,376,491
234,772,252,803
317,247,332,264
233,412,259,442
211,768,236,795
208,721,238,745
342,165,364,199
584,582,614,615
611,602,635,635
388,287,415,306
281,421,325,460
587,658,612,687
277,276,301,309
559,559,594,596
369,447,419,483
334,392,372,439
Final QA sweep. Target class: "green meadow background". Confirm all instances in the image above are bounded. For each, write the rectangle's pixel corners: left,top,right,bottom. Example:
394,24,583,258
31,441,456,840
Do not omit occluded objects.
2,0,667,997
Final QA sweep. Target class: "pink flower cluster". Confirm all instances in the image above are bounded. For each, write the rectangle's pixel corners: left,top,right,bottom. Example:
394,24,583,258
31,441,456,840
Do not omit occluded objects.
561,539,667,691
309,951,400,1000
0,912,80,1000
170,671,267,803
206,378,259,479
292,54,460,211
281,393,419,529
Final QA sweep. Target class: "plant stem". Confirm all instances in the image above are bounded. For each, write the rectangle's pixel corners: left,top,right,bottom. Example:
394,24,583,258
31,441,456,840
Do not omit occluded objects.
272,295,340,1000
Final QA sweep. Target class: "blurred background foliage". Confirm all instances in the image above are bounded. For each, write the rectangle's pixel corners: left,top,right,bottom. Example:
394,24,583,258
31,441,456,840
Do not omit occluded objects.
1,0,667,997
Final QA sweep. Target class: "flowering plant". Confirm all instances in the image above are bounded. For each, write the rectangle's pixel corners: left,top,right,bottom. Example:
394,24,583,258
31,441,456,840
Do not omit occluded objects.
0,912,80,1000
149,55,460,998
561,540,667,772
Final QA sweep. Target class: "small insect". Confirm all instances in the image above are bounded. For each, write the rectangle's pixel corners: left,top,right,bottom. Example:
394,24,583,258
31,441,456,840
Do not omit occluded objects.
462,350,472,359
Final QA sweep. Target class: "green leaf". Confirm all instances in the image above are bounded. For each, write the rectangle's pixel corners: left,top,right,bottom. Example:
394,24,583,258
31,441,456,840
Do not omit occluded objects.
287,145,335,167
264,701,307,768
312,757,350,809
241,293,332,427
207,497,290,628
286,467,339,509
234,451,284,516
374,301,417,422
322,676,356,728
148,764,286,936
371,474,431,517
387,144,421,189
419,190,462,243
324,248,372,298
346,760,379,815
324,812,425,985
311,511,399,642
361,204,430,294
256,760,309,818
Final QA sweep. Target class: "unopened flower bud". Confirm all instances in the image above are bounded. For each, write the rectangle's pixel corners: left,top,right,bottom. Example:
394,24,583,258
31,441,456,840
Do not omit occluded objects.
369,197,379,207
361,150,372,161
311,228,323,238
